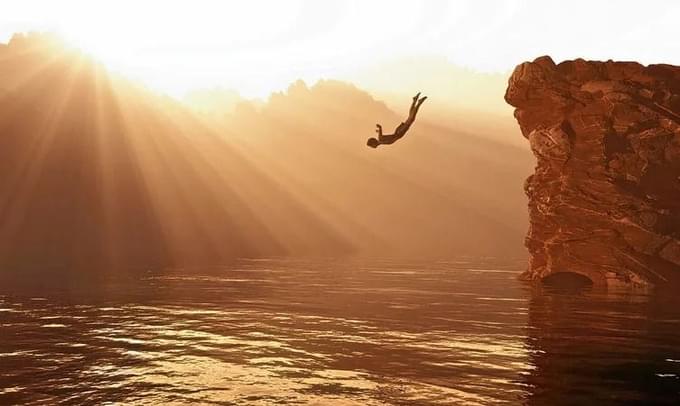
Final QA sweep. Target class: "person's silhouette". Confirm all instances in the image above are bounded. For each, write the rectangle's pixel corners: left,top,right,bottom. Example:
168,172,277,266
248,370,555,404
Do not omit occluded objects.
367,92,427,148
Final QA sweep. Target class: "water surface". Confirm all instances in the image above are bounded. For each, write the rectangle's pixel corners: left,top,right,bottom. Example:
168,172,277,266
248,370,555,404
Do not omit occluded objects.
1,258,679,405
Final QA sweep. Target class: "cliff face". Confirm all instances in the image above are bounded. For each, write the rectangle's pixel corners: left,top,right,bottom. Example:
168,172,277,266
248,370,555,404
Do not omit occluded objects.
506,56,680,287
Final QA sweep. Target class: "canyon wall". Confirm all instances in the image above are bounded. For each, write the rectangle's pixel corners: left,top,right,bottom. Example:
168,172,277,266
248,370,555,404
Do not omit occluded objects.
506,56,680,287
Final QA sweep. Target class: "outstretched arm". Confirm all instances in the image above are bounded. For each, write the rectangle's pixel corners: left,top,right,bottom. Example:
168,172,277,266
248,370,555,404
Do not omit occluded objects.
376,124,383,137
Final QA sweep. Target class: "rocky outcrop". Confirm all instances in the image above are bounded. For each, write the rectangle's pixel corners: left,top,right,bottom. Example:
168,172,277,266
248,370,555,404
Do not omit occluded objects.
506,56,680,287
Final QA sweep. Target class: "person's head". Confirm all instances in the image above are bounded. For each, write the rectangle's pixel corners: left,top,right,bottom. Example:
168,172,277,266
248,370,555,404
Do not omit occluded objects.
367,137,379,148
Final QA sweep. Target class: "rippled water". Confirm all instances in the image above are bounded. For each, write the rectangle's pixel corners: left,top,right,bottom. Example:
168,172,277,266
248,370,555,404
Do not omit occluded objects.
1,258,679,405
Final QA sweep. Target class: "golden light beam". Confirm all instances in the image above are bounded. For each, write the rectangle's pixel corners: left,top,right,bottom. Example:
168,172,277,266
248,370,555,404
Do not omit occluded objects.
0,48,88,259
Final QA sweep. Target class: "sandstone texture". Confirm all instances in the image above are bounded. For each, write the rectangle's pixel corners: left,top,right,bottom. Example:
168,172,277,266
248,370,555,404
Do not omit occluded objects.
506,56,680,287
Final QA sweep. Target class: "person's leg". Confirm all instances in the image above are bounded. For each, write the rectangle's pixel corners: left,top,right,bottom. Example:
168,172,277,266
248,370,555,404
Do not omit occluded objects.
414,96,427,115
409,92,420,116
404,96,427,127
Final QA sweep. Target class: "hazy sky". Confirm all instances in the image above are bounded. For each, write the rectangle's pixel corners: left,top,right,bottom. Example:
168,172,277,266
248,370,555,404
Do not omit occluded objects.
2,0,680,97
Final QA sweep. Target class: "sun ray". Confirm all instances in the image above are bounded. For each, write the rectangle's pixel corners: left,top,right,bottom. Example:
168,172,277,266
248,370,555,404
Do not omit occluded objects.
0,51,89,262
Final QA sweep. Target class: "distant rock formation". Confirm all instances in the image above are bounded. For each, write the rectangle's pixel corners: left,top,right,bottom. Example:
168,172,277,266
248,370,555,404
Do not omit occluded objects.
0,33,352,272
0,33,534,273
506,56,680,287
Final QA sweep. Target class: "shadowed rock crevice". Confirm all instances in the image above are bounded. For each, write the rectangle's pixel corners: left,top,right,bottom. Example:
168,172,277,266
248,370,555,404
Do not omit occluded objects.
542,272,593,289
506,56,680,287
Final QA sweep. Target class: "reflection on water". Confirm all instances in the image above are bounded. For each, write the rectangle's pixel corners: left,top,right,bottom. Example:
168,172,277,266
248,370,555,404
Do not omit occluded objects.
0,258,679,405
525,284,680,406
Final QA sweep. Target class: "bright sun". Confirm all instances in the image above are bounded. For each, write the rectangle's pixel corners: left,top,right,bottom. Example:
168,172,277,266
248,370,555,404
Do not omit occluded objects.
6,0,677,100
58,1,309,98
1,0,461,98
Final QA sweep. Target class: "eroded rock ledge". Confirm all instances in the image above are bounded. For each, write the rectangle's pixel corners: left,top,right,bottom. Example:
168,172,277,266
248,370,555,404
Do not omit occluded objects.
505,56,680,287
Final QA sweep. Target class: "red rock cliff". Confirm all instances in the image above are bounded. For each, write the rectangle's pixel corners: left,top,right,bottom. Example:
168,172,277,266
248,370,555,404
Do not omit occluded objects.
505,56,680,287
